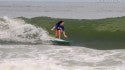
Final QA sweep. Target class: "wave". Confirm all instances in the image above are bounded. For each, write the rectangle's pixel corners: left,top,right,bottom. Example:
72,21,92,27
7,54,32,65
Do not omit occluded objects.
0,16,53,45
20,16,125,49
0,45,125,70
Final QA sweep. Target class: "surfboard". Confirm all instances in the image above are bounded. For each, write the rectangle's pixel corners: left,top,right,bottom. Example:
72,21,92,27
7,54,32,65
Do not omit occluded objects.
50,39,71,45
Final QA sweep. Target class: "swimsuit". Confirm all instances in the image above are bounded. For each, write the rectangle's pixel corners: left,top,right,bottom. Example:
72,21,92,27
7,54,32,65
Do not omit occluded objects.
55,23,65,31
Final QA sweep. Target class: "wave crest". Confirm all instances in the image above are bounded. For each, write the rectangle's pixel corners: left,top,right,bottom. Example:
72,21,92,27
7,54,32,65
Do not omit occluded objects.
0,16,52,44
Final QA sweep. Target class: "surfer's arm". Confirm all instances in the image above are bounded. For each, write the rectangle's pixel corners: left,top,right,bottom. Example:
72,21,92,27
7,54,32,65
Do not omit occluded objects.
63,31,67,38
61,26,67,38
51,26,55,31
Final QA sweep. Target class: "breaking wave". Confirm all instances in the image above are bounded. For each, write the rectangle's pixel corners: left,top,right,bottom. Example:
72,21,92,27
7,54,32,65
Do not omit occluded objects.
0,16,53,44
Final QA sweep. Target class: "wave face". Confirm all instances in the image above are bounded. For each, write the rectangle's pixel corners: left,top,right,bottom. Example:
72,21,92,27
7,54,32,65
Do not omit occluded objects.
0,16,52,44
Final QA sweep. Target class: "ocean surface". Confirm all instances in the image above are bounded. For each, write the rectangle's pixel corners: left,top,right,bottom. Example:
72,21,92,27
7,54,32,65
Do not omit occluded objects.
0,1,125,19
0,1,125,70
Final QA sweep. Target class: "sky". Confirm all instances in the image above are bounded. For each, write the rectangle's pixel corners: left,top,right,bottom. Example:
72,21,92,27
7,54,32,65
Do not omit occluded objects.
0,0,124,2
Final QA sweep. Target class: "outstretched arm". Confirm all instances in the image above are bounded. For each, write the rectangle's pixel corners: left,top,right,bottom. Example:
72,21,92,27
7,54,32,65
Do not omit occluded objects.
51,26,55,31
63,31,67,38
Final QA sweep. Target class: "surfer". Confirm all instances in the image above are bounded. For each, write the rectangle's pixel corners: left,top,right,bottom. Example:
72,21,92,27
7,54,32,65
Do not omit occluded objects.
51,21,67,39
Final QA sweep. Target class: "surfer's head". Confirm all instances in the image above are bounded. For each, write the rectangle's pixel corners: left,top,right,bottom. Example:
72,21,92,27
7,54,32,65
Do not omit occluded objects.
57,21,64,25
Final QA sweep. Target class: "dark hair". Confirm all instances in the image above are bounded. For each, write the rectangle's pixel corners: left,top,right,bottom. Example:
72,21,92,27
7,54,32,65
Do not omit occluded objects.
57,21,64,25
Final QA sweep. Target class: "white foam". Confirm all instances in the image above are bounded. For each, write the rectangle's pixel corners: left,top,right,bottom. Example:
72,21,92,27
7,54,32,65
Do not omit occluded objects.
0,45,125,70
0,16,52,44
0,61,124,70
0,59,65,70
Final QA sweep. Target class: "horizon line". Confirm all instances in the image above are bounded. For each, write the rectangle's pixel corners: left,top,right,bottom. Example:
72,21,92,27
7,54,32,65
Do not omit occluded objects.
0,1,124,3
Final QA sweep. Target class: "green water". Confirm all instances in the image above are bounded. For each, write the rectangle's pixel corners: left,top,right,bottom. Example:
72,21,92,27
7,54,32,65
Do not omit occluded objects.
18,16,125,50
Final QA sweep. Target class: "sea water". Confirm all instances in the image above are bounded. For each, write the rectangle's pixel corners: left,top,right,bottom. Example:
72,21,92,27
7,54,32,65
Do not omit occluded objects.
0,1,125,19
0,16,125,70
0,1,125,70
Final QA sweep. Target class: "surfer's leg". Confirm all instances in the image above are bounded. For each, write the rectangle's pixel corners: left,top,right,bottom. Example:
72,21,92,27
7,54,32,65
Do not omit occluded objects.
55,30,60,39
58,30,61,39
55,30,58,38
55,30,61,39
